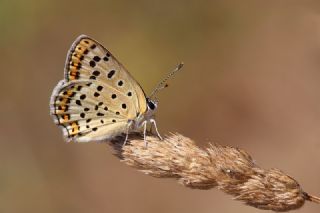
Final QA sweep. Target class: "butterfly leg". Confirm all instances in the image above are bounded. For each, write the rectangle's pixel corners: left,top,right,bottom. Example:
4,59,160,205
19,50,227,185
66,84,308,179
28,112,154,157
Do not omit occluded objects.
150,119,162,140
148,122,153,133
122,126,130,146
143,120,148,147
123,120,133,146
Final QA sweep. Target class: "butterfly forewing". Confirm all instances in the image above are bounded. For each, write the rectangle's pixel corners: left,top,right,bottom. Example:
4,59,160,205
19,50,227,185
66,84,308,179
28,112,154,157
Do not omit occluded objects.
50,35,147,142
65,35,147,114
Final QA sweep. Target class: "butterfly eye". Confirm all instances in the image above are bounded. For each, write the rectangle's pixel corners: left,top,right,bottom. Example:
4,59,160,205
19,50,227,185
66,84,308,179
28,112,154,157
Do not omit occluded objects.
147,99,156,110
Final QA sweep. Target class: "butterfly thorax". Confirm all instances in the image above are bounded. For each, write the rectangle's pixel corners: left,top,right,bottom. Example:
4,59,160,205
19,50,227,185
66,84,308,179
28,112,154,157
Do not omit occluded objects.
131,98,158,130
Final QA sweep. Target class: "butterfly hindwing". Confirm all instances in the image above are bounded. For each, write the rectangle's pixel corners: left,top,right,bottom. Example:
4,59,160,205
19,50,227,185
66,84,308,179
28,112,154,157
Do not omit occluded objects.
51,80,130,142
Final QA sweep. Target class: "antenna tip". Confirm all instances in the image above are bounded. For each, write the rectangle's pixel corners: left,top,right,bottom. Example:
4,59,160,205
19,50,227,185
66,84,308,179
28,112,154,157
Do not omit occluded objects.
177,62,184,70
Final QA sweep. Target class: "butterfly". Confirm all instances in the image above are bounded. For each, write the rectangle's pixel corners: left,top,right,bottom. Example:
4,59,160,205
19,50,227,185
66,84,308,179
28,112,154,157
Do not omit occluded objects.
50,35,183,145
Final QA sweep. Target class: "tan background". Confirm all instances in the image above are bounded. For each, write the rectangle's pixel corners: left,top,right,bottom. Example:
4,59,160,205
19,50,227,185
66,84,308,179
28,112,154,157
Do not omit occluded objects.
1,0,320,212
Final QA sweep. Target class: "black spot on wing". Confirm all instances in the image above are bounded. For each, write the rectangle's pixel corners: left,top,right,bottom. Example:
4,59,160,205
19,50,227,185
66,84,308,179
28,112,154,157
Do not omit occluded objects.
93,56,101,62
108,70,115,78
89,61,96,67
93,70,100,76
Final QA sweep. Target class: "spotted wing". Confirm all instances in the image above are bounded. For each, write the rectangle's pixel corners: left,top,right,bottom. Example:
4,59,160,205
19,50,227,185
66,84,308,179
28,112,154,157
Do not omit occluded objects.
64,35,147,115
50,35,147,142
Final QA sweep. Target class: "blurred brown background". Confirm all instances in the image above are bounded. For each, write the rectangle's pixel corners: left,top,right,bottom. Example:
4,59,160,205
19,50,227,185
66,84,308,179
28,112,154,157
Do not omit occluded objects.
1,0,320,212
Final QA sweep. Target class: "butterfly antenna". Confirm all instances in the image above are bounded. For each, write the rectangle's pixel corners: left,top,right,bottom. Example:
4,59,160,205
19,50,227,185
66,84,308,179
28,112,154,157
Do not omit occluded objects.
149,62,184,99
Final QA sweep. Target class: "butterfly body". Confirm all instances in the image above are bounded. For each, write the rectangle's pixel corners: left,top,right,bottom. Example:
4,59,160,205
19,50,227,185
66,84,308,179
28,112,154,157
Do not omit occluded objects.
50,35,160,143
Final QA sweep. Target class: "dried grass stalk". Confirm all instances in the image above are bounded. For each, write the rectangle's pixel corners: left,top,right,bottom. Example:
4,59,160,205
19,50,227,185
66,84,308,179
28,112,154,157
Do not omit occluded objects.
110,133,320,212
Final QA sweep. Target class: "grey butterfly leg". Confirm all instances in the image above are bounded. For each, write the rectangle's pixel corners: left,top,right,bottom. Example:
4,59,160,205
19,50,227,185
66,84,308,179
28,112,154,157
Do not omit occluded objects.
150,119,162,140
143,120,148,147
123,121,133,146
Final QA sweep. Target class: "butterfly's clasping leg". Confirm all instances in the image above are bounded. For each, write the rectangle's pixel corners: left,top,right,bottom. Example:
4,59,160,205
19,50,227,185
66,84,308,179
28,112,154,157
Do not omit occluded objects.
123,120,133,146
143,120,148,147
150,119,162,140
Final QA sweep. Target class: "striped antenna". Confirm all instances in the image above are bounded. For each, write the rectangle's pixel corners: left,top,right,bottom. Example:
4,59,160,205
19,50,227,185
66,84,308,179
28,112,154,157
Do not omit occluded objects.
149,62,184,99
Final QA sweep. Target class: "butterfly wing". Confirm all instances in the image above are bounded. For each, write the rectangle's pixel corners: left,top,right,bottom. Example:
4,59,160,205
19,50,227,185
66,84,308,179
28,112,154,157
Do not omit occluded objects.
50,35,147,142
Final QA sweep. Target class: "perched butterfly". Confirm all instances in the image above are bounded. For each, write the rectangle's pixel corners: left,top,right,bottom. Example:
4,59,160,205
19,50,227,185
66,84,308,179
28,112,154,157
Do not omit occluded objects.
50,35,183,145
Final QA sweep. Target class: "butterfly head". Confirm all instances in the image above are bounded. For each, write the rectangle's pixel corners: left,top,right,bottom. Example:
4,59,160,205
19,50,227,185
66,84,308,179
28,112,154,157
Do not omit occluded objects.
146,98,158,112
